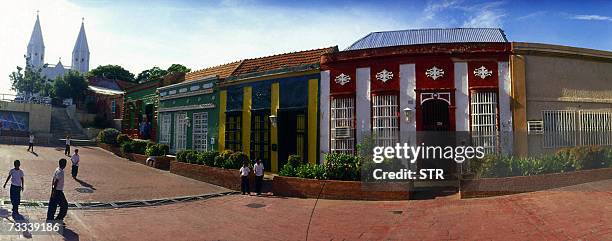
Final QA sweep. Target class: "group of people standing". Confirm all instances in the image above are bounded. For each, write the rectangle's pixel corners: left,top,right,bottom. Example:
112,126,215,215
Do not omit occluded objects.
239,159,265,195
4,135,81,224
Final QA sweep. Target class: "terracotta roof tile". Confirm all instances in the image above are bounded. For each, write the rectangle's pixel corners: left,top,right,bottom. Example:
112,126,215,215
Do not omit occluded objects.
233,47,338,77
185,61,243,81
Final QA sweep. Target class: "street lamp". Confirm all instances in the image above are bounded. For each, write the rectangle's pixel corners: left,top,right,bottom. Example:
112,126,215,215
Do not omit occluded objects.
184,115,191,127
269,115,278,127
403,107,414,123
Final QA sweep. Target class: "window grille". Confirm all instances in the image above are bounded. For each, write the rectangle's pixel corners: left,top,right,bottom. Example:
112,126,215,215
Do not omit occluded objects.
542,110,577,148
372,95,399,147
527,121,544,134
578,110,612,146
159,113,171,144
225,112,242,152
174,113,187,152
330,97,355,154
192,112,208,151
470,91,498,153
250,111,270,168
296,114,306,159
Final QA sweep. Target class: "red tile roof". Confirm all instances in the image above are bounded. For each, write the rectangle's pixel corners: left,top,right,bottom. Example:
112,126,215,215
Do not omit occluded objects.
185,61,243,81
232,47,338,77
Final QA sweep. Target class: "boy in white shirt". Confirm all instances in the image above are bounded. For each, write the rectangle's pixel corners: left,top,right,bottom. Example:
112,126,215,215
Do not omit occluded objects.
27,133,34,152
64,135,71,156
239,162,250,195
71,149,80,179
3,160,24,216
47,158,68,222
253,159,265,195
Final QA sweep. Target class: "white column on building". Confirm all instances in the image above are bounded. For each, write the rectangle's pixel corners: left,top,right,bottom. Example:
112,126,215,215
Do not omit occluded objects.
399,64,416,170
454,62,469,132
356,67,371,143
319,70,331,163
498,61,513,154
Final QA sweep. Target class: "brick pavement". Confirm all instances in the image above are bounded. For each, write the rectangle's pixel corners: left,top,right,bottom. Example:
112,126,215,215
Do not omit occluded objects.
0,179,608,241
0,144,229,202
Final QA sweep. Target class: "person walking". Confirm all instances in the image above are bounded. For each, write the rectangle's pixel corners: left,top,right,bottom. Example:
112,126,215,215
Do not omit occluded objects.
47,159,68,223
71,149,80,179
253,159,264,195
239,161,250,195
64,135,71,156
27,133,34,152
3,160,24,216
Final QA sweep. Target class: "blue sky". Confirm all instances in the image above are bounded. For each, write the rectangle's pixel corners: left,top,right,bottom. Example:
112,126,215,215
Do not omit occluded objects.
1,0,611,93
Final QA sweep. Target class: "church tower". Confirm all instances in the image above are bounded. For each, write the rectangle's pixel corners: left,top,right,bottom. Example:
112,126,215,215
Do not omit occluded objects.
71,18,89,73
26,12,45,68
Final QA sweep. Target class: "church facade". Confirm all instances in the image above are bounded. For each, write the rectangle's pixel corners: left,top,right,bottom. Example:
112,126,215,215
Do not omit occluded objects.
26,13,90,82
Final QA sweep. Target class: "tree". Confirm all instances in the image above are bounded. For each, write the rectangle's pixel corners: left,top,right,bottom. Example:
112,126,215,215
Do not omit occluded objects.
9,64,46,96
52,77,71,99
167,64,191,73
53,71,88,101
136,66,168,83
87,65,135,82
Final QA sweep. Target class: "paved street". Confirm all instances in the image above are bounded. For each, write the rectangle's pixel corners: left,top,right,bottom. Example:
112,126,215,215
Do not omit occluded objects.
0,179,609,240
0,144,229,202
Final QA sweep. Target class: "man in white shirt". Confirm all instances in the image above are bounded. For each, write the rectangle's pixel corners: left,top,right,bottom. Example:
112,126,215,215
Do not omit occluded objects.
239,162,250,195
253,159,265,195
71,149,80,179
27,133,34,152
47,158,68,222
64,135,71,156
3,160,24,216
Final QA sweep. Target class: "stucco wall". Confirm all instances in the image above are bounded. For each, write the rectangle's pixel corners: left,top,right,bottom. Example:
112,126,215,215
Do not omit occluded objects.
0,101,52,133
523,54,612,120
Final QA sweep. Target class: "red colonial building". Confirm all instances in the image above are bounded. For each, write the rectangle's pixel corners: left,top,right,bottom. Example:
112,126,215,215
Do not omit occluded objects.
319,28,513,160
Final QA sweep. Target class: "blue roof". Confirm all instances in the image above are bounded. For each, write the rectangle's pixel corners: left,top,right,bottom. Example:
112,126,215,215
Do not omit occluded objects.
344,28,508,51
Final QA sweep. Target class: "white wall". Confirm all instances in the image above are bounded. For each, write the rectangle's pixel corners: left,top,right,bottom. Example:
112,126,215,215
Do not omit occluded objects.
319,70,330,163
356,67,371,143
454,62,469,132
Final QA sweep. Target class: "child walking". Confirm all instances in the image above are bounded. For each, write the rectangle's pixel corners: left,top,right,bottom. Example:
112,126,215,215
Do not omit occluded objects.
239,161,250,195
4,160,24,216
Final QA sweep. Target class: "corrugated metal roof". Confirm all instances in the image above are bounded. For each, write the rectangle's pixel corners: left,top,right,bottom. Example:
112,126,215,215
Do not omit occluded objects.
345,28,508,51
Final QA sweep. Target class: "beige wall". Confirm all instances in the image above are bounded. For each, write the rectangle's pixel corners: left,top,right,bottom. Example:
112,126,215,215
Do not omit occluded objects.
515,43,612,120
0,101,52,133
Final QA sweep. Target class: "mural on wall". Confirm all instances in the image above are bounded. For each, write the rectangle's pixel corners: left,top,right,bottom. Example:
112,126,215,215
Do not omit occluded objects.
0,111,29,131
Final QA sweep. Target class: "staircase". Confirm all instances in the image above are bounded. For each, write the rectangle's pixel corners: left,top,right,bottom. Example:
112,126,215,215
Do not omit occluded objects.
50,107,93,146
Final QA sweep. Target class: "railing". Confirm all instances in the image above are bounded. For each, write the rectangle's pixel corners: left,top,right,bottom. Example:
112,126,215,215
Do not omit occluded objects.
0,93,51,106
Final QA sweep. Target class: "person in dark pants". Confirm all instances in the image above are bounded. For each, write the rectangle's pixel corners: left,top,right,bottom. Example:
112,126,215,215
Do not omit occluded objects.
239,161,250,195
71,149,80,179
27,133,34,152
47,159,68,223
64,135,71,156
253,159,264,195
3,160,24,216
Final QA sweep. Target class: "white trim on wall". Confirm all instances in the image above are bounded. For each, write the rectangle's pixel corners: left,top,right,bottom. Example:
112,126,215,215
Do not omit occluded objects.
356,67,371,143
319,70,330,163
498,61,513,154
454,62,469,132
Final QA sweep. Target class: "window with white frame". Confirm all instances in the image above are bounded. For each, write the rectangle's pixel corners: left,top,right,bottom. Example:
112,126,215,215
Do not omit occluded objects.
543,110,612,148
330,97,355,154
174,113,187,152
111,100,116,114
192,112,208,151
372,94,399,147
470,91,498,153
159,113,171,144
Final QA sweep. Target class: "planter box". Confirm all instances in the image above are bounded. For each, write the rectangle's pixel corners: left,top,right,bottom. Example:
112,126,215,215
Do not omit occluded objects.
127,153,147,165
170,161,251,191
272,176,411,201
151,156,173,170
98,143,122,157
461,167,612,198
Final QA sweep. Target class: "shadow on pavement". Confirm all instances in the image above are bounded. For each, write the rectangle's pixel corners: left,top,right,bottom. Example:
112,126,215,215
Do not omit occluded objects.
62,227,80,241
75,178,96,191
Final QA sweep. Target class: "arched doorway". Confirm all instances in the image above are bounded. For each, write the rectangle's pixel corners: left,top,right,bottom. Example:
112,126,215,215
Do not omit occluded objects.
421,99,450,131
418,98,456,178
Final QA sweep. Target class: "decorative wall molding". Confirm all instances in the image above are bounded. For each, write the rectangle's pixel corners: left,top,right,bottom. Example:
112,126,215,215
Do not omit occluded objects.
159,88,214,101
474,66,493,79
334,73,351,85
425,66,445,80
375,69,394,82
158,103,215,112
421,92,451,105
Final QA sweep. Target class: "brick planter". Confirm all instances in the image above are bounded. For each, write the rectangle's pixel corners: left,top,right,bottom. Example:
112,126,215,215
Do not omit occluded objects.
272,176,411,201
127,153,147,165
461,167,612,198
170,161,251,191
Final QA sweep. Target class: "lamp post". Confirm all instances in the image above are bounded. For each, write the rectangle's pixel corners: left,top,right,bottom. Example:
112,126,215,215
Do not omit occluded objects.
403,107,414,123
269,115,278,127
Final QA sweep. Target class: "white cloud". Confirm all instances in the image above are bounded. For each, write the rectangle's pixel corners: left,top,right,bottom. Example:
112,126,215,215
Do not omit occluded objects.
424,0,506,28
571,14,612,21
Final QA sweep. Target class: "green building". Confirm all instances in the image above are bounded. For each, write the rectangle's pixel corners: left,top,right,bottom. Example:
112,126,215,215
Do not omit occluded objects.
156,63,241,153
123,81,160,140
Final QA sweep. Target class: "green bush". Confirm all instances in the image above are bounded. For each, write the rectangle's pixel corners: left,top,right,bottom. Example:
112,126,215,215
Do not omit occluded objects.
324,153,361,180
200,151,219,166
145,143,169,156
279,164,296,177
295,164,326,180
116,134,131,146
120,140,134,154
131,140,150,155
176,150,198,163
287,155,303,168
224,152,248,169
97,128,120,145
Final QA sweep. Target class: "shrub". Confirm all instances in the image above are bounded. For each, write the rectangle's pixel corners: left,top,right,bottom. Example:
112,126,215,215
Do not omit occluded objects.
225,152,248,169
97,128,120,145
558,146,608,170
324,153,360,180
120,140,134,154
176,150,187,163
184,150,199,164
116,134,131,146
130,140,150,155
279,164,296,177
295,164,326,180
287,155,302,168
200,151,219,166
145,143,169,156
